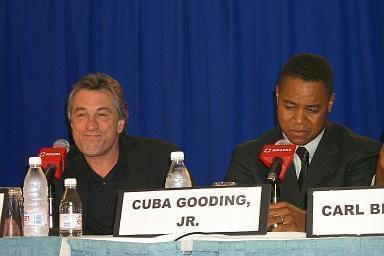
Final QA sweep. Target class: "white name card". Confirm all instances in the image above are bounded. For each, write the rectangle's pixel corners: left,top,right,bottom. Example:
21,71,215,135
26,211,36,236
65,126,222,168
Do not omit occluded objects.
0,192,4,220
114,186,270,236
0,190,5,237
307,187,384,237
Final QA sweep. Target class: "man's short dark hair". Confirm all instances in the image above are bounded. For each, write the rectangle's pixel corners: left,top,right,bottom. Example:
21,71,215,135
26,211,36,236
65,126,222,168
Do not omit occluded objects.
277,53,334,96
67,73,128,130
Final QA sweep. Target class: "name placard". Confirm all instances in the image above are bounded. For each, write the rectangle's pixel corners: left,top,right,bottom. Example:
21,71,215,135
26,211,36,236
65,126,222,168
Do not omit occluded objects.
114,185,270,236
0,189,6,237
307,186,384,237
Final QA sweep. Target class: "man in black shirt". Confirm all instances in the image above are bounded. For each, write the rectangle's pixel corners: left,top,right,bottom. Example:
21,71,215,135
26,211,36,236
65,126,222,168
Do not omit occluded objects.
55,73,178,234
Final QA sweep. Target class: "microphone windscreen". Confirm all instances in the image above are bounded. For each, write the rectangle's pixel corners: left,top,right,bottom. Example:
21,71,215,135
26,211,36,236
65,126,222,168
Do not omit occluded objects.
53,139,70,152
39,147,67,180
274,139,291,145
259,140,296,181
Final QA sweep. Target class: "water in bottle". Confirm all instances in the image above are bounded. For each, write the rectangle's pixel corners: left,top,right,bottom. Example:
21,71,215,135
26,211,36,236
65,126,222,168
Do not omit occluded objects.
165,151,192,188
59,178,83,237
23,156,49,236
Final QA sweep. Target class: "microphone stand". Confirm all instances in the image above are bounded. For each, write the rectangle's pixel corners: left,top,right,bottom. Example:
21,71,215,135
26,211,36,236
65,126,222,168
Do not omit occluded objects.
44,164,57,235
267,172,279,204
267,159,282,231
48,185,54,229
267,158,282,203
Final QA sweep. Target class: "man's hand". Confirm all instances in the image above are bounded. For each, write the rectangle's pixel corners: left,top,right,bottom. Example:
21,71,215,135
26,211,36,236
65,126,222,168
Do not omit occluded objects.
267,201,306,232
375,144,384,186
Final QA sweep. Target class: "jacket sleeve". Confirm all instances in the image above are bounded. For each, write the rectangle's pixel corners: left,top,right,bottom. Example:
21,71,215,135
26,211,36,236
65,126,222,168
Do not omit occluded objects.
225,144,264,185
344,139,381,186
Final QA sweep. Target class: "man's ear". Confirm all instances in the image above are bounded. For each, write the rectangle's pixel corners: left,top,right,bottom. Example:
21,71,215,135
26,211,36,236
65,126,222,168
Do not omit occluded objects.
117,119,125,134
275,85,279,105
328,93,336,113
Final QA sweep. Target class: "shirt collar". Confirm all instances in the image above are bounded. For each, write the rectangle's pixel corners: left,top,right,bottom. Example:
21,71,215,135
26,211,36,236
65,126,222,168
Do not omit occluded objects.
283,129,325,162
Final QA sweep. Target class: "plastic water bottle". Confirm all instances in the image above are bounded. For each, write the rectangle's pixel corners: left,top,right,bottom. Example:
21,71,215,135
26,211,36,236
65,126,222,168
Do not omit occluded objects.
165,151,192,188
23,156,49,236
59,178,83,237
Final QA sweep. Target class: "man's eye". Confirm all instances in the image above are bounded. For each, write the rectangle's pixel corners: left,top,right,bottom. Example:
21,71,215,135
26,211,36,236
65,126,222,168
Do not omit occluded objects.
285,105,295,110
98,112,109,118
307,108,319,114
76,113,87,118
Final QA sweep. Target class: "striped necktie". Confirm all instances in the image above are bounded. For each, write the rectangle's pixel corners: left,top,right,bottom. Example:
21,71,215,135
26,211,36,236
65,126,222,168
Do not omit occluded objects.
296,146,309,191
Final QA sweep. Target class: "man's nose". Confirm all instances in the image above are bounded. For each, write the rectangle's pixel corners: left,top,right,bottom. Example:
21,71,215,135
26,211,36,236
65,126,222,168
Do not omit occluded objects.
292,109,306,124
85,115,98,130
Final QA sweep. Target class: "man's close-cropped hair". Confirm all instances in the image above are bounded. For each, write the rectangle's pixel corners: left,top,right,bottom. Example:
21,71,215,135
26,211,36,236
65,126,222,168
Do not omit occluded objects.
277,53,334,96
67,73,129,126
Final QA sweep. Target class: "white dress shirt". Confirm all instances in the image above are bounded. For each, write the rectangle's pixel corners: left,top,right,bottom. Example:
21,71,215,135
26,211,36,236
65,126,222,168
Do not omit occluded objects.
283,129,325,178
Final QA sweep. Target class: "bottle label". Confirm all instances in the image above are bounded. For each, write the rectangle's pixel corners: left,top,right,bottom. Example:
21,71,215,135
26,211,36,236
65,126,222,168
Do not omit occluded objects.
23,209,48,226
60,213,82,230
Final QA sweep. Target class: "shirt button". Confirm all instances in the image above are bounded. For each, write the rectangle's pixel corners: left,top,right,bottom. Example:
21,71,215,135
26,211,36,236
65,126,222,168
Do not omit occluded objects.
101,181,107,186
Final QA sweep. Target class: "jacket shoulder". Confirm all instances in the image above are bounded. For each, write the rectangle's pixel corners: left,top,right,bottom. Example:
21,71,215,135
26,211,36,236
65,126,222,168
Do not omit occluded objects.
235,127,282,154
326,122,380,149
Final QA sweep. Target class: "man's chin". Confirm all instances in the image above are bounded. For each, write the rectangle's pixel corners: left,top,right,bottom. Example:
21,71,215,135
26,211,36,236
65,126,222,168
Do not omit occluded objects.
285,135,311,146
79,147,104,158
82,152,103,158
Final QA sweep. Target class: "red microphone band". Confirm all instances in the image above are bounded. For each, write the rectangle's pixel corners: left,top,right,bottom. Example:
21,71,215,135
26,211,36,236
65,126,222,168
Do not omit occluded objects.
39,147,67,180
259,143,296,181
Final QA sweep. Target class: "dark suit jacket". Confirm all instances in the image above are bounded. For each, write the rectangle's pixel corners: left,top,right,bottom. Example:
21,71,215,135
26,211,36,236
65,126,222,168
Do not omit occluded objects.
53,134,178,234
225,122,380,209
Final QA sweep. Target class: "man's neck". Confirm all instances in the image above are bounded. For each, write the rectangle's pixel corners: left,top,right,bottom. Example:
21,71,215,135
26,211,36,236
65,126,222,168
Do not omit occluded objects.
84,145,120,178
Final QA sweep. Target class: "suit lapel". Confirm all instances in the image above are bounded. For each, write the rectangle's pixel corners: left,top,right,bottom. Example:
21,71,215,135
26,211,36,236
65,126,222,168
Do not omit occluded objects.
279,164,301,204
302,123,338,191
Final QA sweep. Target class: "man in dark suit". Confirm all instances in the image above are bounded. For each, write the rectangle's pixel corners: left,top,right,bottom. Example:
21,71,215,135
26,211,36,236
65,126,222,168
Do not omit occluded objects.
225,53,380,232
375,145,384,185
55,73,178,235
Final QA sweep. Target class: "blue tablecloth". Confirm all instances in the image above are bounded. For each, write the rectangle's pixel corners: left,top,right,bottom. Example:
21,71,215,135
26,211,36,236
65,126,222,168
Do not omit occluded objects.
66,236,384,256
0,236,61,256
1,235,384,256
189,236,384,256
68,239,181,256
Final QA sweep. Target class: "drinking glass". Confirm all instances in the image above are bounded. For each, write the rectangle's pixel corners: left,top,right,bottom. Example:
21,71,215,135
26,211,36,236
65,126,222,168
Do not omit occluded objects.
2,187,23,237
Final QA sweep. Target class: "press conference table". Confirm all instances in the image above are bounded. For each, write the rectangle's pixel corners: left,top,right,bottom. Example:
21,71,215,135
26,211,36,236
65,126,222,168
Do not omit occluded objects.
1,232,383,256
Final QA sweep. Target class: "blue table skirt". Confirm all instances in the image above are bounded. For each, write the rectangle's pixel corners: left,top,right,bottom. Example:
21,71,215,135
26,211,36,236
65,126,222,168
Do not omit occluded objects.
1,235,383,256
0,236,62,256
190,237,384,256
67,236,384,256
68,239,181,256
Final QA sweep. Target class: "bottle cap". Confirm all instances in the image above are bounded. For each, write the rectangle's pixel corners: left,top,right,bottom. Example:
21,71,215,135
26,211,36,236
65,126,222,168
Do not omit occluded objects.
170,151,184,161
29,156,42,165
64,178,77,186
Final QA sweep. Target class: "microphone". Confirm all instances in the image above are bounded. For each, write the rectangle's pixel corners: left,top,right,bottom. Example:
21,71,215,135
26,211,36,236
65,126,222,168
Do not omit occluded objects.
39,139,70,232
261,139,296,228
259,139,296,182
53,139,70,151
39,139,70,181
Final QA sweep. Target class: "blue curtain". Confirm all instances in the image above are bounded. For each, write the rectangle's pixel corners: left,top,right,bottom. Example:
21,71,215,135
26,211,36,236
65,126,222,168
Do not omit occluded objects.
1,0,383,187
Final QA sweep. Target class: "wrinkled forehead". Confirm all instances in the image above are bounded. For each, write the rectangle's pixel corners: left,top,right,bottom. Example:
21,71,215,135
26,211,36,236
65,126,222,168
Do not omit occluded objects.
71,89,117,113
